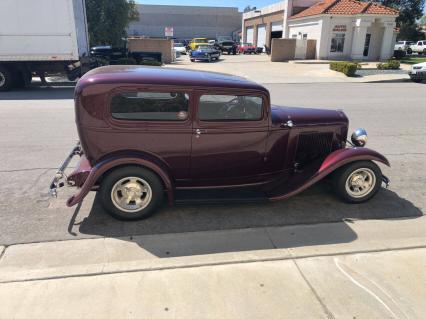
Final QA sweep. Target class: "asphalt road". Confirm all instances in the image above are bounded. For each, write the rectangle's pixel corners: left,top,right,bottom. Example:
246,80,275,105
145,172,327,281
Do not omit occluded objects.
0,82,425,245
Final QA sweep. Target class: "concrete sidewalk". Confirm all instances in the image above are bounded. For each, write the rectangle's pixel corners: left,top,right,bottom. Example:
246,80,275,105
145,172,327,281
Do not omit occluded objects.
1,217,426,318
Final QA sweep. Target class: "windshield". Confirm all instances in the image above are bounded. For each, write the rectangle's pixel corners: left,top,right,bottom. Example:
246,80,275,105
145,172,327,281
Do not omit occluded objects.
218,36,233,42
174,43,184,47
198,45,211,50
244,43,253,46
195,39,208,43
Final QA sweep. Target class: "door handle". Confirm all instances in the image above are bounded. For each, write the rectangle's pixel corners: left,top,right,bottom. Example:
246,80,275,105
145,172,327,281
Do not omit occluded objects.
280,120,294,128
194,129,206,137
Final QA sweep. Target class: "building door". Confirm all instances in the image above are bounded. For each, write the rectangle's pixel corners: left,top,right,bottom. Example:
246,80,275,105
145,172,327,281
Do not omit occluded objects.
269,21,283,49
256,25,266,48
246,27,254,44
363,33,371,57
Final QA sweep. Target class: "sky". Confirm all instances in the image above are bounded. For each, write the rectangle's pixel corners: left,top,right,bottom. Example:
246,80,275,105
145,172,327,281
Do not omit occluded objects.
135,0,280,11
135,0,426,14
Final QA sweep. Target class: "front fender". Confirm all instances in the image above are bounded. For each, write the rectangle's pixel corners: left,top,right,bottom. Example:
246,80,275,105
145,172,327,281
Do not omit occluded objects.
319,147,390,176
66,155,174,207
269,147,389,201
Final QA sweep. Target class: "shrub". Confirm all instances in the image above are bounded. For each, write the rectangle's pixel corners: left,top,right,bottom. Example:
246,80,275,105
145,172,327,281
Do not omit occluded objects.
116,57,137,65
377,59,400,70
329,61,358,77
139,60,162,66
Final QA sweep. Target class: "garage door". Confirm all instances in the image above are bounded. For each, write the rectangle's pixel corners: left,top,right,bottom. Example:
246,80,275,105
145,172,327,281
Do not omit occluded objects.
271,21,283,32
256,25,266,48
246,27,254,44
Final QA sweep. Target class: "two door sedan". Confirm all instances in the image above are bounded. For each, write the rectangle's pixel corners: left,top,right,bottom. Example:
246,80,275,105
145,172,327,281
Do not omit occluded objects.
109,89,280,187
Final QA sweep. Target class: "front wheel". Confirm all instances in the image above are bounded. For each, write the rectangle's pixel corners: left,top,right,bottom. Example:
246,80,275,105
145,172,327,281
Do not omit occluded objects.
407,48,412,54
0,66,14,92
332,161,382,203
99,166,164,220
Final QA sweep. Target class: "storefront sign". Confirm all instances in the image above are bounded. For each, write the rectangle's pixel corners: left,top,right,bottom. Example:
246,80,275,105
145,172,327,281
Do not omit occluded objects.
332,25,347,32
165,27,173,37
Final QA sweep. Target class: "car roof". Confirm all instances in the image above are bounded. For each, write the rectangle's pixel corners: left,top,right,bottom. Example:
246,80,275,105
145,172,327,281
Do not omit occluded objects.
76,66,268,94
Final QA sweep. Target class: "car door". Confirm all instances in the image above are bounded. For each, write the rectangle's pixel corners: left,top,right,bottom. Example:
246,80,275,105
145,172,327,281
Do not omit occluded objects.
189,91,269,187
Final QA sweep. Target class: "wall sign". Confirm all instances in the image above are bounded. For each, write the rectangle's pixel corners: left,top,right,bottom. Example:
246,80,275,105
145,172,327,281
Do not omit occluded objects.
165,27,173,37
332,25,347,32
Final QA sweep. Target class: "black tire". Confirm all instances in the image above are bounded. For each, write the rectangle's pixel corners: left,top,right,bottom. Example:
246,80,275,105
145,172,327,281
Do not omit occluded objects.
190,58,195,62
0,65,15,92
332,161,382,203
15,70,32,88
411,78,423,83
407,48,412,54
99,166,164,220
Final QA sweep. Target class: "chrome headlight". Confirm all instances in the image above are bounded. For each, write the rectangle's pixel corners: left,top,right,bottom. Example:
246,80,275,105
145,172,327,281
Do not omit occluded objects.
351,128,368,147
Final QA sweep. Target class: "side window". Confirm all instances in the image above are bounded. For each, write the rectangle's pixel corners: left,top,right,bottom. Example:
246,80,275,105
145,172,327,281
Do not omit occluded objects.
198,94,263,121
111,92,189,121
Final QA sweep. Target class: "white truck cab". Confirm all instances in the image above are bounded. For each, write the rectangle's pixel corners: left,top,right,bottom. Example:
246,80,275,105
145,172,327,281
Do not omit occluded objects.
409,41,426,55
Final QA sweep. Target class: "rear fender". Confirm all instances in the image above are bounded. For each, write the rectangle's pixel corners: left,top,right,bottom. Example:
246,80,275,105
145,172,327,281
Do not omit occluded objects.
269,147,389,201
66,155,173,207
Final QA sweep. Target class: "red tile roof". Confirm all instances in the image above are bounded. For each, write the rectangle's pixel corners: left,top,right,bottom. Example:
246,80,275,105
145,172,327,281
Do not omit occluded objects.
289,0,399,20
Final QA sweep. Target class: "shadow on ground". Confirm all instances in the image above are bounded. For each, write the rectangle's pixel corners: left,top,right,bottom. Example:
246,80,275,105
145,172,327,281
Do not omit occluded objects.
76,181,423,257
0,85,75,100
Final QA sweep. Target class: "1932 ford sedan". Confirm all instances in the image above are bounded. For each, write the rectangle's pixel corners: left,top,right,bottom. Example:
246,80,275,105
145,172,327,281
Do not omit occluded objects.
50,66,390,220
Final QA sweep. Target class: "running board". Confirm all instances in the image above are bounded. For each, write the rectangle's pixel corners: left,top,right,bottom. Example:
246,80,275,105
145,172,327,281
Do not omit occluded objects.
174,188,268,205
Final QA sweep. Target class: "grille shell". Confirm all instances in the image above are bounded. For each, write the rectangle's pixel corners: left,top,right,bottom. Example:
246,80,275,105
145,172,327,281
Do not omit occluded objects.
295,132,334,167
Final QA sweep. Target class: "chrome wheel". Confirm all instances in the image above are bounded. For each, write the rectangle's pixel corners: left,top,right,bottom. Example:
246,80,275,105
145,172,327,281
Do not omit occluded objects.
111,177,152,213
0,72,5,88
345,168,376,198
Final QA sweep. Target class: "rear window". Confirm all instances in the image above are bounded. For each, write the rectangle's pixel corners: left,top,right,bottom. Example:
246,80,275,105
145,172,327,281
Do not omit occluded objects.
111,92,189,121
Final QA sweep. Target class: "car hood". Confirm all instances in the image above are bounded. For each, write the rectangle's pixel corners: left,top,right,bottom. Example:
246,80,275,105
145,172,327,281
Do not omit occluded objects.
413,62,426,68
271,105,348,127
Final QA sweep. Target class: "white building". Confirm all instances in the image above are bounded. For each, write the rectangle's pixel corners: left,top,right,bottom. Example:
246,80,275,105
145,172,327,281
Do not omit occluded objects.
242,0,399,60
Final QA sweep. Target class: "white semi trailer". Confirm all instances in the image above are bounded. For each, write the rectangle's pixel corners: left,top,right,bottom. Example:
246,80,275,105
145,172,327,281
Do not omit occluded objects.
0,0,90,91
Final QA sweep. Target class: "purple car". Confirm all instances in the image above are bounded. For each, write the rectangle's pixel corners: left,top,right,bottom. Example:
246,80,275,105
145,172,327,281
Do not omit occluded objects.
50,66,390,220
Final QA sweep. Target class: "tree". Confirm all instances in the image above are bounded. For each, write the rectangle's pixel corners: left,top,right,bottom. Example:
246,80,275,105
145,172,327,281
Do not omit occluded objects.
375,0,425,40
86,0,139,46
419,14,426,25
243,5,256,13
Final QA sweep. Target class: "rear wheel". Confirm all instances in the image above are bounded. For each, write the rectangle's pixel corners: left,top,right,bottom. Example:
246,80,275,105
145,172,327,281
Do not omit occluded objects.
407,48,413,54
99,166,164,220
190,58,195,62
332,161,382,203
0,66,14,91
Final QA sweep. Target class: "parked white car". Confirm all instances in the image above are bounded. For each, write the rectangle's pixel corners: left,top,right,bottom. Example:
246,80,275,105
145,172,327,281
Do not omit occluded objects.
173,42,187,55
409,41,426,55
408,62,426,83
394,40,413,51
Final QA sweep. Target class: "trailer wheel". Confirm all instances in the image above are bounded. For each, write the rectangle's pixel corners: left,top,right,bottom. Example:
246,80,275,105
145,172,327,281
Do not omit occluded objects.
0,66,14,91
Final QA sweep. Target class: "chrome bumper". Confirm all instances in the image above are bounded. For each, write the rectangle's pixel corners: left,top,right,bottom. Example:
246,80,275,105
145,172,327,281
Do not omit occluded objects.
49,142,82,197
382,175,390,189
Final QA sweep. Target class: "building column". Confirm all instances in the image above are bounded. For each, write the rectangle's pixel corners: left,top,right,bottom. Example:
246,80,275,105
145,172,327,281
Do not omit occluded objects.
380,21,396,60
351,18,373,60
282,0,290,38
